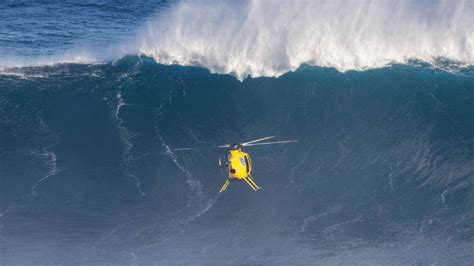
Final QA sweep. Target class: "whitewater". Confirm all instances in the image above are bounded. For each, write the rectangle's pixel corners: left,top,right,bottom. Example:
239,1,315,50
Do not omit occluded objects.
136,0,474,79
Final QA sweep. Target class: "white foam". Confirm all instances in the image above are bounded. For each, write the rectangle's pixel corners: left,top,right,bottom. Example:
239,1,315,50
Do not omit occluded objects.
135,0,474,80
114,91,146,196
31,150,60,195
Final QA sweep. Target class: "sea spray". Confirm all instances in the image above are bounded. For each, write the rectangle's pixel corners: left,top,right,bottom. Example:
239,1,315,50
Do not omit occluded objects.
136,0,474,79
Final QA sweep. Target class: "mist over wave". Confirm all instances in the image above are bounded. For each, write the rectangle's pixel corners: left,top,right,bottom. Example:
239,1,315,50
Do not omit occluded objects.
136,0,474,79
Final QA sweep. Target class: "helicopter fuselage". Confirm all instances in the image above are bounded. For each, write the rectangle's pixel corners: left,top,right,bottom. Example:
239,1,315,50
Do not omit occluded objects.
227,148,252,180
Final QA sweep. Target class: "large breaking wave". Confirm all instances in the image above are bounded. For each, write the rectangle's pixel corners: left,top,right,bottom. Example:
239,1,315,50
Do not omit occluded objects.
1,1,474,264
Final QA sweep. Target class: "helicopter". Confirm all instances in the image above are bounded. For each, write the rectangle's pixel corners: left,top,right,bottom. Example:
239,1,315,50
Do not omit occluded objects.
174,136,298,193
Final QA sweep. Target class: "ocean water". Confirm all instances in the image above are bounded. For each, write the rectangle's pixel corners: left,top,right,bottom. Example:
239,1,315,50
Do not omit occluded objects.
1,1,473,265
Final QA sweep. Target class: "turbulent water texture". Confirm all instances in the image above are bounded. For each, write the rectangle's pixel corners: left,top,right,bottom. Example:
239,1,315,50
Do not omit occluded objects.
1,59,473,265
1,1,474,265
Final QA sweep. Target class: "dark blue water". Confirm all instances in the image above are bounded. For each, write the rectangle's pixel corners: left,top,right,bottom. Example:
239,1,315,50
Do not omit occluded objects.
1,1,474,265
0,0,167,67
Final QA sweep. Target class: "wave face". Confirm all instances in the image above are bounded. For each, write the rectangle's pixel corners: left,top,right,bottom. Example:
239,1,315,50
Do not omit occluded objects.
136,0,474,79
1,59,473,264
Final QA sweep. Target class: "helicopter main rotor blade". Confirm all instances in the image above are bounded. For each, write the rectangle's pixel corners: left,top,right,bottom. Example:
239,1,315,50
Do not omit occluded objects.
174,144,230,151
173,137,295,151
241,136,275,146
243,140,298,147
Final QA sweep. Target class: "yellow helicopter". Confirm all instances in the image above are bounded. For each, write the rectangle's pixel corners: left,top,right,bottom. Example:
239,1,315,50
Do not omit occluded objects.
174,136,297,193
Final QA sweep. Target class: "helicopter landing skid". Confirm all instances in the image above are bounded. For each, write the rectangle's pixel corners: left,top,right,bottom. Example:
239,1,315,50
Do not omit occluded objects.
244,175,260,191
218,175,261,193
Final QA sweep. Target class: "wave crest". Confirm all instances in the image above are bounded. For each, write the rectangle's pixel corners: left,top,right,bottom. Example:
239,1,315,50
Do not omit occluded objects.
136,0,474,79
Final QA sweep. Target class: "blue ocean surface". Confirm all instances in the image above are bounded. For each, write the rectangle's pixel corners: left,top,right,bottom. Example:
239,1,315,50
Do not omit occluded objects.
1,1,473,265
